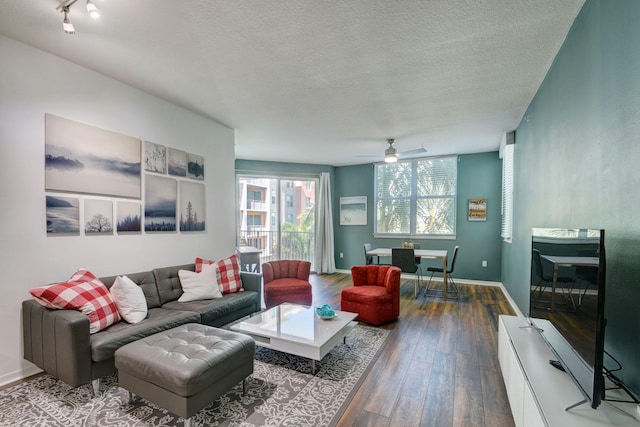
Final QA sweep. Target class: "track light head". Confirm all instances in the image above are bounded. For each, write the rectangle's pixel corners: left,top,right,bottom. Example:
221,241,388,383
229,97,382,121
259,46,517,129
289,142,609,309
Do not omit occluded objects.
86,0,100,18
62,6,75,34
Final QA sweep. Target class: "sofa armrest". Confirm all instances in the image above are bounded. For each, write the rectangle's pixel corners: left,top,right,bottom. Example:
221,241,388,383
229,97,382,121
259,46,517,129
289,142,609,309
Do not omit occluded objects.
240,271,262,294
22,300,93,388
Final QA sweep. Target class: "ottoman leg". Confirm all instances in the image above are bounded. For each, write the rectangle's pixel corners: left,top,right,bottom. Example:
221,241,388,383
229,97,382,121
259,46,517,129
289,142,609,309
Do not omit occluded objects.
128,391,135,404
242,377,249,395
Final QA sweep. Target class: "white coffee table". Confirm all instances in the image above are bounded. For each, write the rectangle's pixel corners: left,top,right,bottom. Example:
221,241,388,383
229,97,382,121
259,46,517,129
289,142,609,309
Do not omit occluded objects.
230,303,358,373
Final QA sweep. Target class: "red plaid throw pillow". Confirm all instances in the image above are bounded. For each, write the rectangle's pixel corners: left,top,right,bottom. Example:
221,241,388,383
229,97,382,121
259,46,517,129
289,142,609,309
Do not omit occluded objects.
195,255,244,294
29,268,120,333
195,256,214,273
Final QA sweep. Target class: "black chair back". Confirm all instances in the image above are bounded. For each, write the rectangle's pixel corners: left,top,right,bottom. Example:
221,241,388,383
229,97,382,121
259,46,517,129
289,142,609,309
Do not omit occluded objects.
363,243,373,265
392,248,418,273
448,246,460,274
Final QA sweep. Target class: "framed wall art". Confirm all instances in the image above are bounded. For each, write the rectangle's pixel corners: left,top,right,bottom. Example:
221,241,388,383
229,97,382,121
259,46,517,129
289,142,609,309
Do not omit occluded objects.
45,114,141,198
144,141,167,174
144,175,177,232
468,198,487,221
340,196,367,226
46,195,79,234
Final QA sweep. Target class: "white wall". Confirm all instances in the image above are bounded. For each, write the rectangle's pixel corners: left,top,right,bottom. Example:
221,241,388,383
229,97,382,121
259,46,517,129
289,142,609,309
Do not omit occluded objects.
0,35,237,385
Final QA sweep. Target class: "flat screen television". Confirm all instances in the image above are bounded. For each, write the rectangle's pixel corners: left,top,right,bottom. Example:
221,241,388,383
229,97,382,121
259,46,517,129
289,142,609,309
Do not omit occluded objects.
528,228,606,409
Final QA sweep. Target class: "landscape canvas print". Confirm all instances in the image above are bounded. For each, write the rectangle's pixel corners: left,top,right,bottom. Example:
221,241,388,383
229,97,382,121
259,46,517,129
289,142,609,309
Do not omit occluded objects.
168,148,187,177
187,153,204,180
144,141,166,174
45,114,141,198
116,201,141,232
180,181,205,231
340,196,367,225
145,175,177,232
84,199,113,234
46,195,79,234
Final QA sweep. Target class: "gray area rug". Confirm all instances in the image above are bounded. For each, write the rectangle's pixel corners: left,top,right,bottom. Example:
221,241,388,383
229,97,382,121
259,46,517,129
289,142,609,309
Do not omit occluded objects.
0,325,389,427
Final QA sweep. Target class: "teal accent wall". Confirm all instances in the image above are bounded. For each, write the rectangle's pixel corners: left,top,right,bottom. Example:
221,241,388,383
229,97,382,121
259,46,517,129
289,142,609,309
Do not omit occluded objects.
334,152,503,282
501,0,640,393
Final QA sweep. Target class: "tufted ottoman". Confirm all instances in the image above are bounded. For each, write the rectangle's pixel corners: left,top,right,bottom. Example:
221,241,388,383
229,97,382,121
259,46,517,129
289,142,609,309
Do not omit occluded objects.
114,323,255,427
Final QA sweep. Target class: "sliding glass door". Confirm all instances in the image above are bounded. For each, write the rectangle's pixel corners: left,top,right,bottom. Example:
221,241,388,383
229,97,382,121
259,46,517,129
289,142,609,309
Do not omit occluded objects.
237,176,317,270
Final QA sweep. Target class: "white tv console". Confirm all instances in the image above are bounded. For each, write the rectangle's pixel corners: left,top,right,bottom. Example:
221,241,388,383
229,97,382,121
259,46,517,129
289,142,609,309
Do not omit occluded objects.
498,315,640,427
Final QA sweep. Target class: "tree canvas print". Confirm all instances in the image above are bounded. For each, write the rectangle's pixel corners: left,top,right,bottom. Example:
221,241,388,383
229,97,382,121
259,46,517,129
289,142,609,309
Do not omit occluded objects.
45,114,141,198
117,201,141,232
180,181,205,231
84,199,113,234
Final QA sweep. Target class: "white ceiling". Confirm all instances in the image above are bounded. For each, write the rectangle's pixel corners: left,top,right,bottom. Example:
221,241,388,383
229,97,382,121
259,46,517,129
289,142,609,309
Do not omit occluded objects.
0,0,584,166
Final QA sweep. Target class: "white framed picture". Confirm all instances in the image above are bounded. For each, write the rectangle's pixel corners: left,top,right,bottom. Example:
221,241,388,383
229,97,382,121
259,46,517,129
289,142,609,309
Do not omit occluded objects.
340,196,367,226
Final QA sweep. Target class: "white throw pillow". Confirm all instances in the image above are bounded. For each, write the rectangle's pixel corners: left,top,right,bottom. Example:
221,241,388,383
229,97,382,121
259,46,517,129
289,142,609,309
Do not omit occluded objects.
178,263,222,302
110,275,148,324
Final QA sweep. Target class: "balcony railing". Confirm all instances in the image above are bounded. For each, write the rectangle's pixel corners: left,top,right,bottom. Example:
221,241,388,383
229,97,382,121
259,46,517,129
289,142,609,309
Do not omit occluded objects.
238,229,315,270
245,200,268,211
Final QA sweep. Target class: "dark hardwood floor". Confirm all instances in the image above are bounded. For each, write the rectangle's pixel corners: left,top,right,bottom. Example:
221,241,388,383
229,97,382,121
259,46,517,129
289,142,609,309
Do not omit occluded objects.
309,272,517,427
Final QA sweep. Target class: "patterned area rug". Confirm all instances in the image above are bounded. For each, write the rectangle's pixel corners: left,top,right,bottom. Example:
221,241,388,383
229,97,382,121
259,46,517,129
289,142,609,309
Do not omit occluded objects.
0,325,389,427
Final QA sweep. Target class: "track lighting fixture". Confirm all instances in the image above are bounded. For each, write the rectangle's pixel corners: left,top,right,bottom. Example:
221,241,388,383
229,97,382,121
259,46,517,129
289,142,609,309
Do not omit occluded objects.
57,0,101,35
86,0,100,18
62,6,75,34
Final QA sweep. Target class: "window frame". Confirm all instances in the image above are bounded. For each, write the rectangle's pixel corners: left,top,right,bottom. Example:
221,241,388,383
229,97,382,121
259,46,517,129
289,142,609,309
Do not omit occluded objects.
374,155,458,239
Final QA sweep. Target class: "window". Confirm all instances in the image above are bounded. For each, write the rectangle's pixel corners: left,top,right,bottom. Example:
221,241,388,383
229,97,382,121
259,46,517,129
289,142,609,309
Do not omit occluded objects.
375,156,457,238
501,143,514,242
285,195,293,208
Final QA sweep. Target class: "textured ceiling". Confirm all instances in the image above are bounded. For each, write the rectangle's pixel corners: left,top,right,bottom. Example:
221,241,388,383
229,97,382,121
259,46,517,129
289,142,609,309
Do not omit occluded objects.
0,0,585,166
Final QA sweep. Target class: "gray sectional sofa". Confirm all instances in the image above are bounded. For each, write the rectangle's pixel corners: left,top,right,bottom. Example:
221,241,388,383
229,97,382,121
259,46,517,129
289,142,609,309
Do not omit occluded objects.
22,263,262,393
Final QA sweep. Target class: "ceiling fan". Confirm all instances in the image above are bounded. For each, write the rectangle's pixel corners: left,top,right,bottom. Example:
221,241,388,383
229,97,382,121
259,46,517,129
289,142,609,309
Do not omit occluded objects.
357,138,427,163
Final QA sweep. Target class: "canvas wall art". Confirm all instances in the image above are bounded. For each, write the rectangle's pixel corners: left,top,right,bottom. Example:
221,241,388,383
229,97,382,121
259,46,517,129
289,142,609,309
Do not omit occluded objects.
168,148,187,177
145,175,177,232
468,198,487,221
45,114,141,198
340,196,367,225
84,199,113,234
187,153,204,180
117,201,141,232
179,181,206,232
46,195,79,234
144,141,166,174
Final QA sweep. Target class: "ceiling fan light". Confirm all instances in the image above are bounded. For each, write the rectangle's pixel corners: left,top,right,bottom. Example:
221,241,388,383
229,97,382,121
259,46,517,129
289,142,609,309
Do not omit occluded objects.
384,152,398,163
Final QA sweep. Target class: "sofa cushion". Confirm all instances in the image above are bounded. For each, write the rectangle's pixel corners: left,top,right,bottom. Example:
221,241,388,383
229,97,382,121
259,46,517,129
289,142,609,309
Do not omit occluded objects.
153,264,196,305
89,307,200,362
178,264,222,302
30,268,120,334
110,275,148,324
101,270,162,309
161,291,259,327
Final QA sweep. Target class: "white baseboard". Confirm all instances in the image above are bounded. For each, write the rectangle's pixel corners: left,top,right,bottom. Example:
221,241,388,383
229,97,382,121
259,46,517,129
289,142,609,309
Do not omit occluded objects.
0,364,42,388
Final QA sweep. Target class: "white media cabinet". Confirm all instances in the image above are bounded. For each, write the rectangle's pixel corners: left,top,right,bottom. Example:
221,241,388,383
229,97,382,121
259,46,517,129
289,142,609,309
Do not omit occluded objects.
498,315,640,427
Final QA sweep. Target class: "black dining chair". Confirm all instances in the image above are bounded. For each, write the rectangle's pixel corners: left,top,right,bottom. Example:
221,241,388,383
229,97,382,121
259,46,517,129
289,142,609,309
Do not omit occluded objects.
363,243,374,265
530,248,576,310
392,247,422,298
425,246,460,298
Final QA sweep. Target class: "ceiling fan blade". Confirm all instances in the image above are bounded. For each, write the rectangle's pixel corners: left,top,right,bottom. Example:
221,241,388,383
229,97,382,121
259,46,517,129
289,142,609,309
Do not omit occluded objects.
399,146,427,156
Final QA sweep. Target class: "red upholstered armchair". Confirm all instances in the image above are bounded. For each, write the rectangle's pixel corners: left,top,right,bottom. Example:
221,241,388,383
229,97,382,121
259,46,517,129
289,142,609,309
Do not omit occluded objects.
262,260,312,309
341,265,401,325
